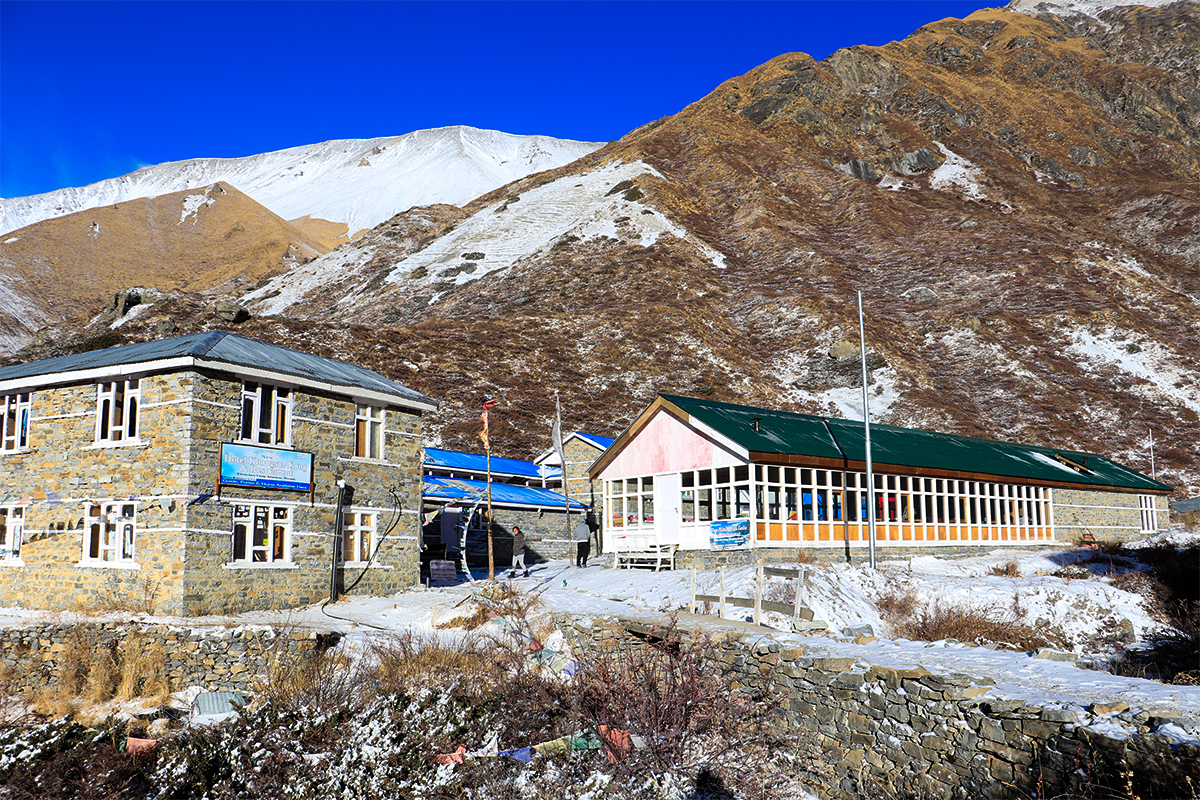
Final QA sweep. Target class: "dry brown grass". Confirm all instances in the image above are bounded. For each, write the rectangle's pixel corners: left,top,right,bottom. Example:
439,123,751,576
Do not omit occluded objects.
874,590,918,619
115,633,169,703
990,561,1021,578
895,602,1061,651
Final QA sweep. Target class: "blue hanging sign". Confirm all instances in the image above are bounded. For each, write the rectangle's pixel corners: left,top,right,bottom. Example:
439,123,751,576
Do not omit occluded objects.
709,519,750,550
220,443,313,492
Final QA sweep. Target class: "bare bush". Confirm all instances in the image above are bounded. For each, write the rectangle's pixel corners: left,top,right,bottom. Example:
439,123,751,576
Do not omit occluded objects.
569,616,811,795
875,590,918,620
894,601,1061,651
990,561,1021,578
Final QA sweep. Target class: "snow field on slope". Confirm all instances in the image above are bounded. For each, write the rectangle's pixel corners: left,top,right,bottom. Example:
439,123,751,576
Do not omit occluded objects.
0,127,603,237
244,160,726,316
375,159,725,292
1007,0,1178,20
930,142,988,201
1066,327,1200,418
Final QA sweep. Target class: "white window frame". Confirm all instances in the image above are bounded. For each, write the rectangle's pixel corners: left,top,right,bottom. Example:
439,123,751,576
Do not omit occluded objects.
354,404,384,460
95,380,141,444
607,476,656,531
84,502,137,564
239,382,292,446
1139,495,1158,533
0,506,24,563
231,504,292,564
342,509,378,564
1,393,31,452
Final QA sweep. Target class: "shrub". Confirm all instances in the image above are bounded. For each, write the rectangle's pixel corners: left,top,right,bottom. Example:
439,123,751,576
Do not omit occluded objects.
990,561,1020,578
875,590,918,620
894,601,1061,651
569,616,811,796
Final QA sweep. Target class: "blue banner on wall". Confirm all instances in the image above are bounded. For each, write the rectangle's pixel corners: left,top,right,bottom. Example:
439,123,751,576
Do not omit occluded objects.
709,519,750,550
220,443,313,492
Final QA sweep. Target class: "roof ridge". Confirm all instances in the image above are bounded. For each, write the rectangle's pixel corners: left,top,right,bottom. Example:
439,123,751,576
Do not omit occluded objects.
186,330,231,357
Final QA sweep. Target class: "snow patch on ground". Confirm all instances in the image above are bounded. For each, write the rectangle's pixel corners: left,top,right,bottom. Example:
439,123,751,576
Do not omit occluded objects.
1007,0,1176,21
805,367,901,421
929,142,987,201
1066,328,1200,418
179,187,217,223
1,532,1198,734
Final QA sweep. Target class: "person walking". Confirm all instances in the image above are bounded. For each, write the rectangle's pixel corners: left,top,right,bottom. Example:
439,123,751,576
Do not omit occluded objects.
573,519,592,567
509,525,529,578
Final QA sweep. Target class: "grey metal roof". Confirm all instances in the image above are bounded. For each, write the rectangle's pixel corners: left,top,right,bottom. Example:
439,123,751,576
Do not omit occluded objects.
0,331,436,409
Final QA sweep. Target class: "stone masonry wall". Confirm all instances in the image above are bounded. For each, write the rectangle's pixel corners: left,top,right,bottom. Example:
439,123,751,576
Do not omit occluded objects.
180,370,423,614
0,367,424,616
0,373,194,614
0,623,336,695
1053,489,1168,543
558,615,1200,800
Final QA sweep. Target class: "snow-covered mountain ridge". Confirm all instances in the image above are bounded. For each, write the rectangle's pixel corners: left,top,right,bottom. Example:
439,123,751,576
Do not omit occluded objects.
0,127,604,238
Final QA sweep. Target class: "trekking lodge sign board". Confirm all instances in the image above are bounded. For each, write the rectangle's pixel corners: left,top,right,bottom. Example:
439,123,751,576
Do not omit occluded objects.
219,443,314,493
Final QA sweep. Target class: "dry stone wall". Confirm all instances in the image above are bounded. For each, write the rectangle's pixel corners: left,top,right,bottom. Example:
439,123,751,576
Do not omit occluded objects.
557,615,1200,800
0,622,338,695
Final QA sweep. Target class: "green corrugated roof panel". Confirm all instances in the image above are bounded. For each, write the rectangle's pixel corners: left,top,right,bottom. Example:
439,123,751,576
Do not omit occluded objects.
660,394,1170,493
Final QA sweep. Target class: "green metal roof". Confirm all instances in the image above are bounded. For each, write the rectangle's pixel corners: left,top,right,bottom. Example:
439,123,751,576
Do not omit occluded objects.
660,394,1171,493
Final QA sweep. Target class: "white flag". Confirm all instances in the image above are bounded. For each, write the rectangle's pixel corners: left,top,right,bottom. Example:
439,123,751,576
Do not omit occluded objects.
552,396,566,479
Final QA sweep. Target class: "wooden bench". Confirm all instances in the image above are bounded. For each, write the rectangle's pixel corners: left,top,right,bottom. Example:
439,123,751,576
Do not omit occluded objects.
612,544,676,571
609,532,676,571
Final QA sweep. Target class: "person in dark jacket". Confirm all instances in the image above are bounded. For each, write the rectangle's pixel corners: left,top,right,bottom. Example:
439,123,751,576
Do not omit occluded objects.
509,525,529,578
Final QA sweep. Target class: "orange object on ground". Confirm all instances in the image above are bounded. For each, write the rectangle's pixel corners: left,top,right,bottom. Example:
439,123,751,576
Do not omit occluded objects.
598,725,631,763
126,737,157,756
434,745,468,765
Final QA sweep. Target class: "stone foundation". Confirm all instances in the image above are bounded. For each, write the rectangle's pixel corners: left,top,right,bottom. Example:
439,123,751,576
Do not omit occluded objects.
556,614,1200,800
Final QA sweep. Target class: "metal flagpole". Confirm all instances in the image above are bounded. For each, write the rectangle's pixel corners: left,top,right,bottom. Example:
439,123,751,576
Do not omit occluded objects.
553,395,571,553
480,396,497,580
858,291,877,570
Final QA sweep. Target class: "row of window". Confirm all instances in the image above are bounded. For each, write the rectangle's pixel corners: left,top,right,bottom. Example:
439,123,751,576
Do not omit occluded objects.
1,383,389,459
0,503,379,566
607,466,1163,535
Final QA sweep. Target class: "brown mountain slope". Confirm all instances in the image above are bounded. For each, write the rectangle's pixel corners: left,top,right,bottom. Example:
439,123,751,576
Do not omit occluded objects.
10,4,1200,497
0,182,328,349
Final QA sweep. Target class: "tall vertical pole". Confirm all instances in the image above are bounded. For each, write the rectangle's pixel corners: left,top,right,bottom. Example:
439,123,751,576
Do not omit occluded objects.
858,291,877,570
1149,428,1156,480
486,447,494,580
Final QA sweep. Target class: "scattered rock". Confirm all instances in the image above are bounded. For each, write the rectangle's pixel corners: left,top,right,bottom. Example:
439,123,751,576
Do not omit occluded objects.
155,318,178,336
903,286,939,305
829,340,860,360
214,301,250,324
110,290,142,318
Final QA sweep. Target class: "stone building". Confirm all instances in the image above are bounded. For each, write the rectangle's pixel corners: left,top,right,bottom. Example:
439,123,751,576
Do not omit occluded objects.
534,431,613,514
421,447,586,564
0,331,436,615
590,395,1172,566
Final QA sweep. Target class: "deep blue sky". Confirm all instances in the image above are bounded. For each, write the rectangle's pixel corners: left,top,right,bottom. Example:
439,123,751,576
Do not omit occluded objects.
1,1,991,199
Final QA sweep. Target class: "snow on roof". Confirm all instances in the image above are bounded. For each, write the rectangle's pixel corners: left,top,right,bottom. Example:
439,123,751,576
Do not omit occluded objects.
422,475,585,509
